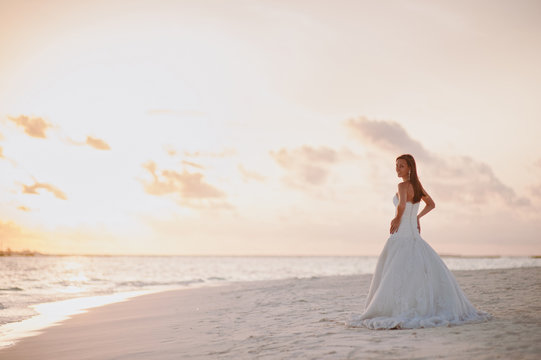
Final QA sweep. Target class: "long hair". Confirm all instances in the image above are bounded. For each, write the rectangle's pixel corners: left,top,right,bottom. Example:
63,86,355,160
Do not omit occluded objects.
396,154,426,203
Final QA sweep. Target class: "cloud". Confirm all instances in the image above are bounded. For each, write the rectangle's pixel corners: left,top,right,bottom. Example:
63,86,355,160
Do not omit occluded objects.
0,146,3,158
164,145,177,156
528,158,541,199
346,117,530,207
183,149,237,158
8,115,52,138
66,135,111,150
17,206,31,212
432,155,531,206
238,164,266,182
6,115,110,151
530,184,541,198
182,160,205,169
86,136,111,150
346,117,433,162
22,181,67,200
270,145,340,186
142,161,228,208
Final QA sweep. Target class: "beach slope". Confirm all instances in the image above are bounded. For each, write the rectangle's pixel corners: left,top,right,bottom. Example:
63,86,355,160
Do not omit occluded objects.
1,267,539,359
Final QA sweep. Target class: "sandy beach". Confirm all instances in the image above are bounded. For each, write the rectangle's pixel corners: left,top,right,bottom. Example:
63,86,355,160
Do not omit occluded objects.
1,267,539,360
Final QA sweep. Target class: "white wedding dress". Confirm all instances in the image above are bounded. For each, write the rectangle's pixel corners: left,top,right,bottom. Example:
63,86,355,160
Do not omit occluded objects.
348,194,491,329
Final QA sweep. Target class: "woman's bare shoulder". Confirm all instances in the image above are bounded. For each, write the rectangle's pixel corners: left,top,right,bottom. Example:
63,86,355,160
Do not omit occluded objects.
398,181,414,192
397,181,410,188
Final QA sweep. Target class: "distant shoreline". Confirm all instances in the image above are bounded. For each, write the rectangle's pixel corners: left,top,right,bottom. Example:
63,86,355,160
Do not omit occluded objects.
0,249,41,256
1,251,539,258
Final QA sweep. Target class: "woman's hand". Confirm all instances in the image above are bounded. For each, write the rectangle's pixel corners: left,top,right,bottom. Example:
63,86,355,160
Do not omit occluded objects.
390,217,401,234
417,217,421,234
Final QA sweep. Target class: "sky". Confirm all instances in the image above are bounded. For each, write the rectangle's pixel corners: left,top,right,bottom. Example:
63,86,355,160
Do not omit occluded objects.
0,0,540,256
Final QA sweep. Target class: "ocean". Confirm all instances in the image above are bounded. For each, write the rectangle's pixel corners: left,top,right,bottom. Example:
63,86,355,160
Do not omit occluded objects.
1,255,540,347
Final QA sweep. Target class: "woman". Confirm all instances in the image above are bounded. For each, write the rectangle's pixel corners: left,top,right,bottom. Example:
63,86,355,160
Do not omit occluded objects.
348,154,490,329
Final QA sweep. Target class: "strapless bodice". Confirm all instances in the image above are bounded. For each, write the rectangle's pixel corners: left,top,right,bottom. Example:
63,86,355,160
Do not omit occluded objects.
347,194,491,329
392,194,420,237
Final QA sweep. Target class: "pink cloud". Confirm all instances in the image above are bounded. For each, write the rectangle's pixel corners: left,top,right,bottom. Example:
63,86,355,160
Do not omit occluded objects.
238,164,265,182
8,115,52,138
86,136,111,150
141,161,229,209
270,145,340,186
347,117,433,162
182,160,205,169
270,145,355,189
346,117,530,207
22,181,67,200
183,149,237,158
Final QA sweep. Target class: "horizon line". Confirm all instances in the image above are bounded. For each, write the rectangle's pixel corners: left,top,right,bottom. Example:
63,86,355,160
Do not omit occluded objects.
1,250,539,258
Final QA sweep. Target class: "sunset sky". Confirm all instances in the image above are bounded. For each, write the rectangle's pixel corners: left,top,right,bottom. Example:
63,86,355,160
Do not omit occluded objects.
0,0,539,256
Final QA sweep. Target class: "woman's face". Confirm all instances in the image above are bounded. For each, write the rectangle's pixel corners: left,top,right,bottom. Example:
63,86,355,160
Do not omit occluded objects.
396,159,410,178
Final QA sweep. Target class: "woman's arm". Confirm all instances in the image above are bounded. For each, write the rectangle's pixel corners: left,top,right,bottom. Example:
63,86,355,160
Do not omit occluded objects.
416,189,435,233
417,192,435,219
390,182,408,234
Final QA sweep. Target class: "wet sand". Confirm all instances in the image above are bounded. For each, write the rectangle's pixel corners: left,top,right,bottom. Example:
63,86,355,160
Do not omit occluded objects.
1,267,539,359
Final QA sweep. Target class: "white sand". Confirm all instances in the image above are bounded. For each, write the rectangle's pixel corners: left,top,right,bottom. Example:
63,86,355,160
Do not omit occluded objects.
1,267,539,359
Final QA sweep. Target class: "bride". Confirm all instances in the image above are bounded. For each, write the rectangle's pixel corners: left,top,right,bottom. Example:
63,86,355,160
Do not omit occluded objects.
348,154,491,329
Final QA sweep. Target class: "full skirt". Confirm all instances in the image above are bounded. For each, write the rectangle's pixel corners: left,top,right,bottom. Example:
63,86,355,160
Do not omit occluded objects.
348,236,491,329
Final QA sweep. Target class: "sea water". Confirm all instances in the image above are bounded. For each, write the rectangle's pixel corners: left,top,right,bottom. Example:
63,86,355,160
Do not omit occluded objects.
1,255,539,346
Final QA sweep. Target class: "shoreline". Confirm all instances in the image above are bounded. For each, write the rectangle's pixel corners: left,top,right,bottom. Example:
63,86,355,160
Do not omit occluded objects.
2,255,539,342
0,289,157,348
1,267,540,359
0,281,231,349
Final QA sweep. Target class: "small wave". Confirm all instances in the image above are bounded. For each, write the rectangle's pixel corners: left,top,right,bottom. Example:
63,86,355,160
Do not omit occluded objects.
293,276,320,280
0,287,23,291
207,276,227,281
115,279,204,288
175,279,204,286
0,303,5,310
